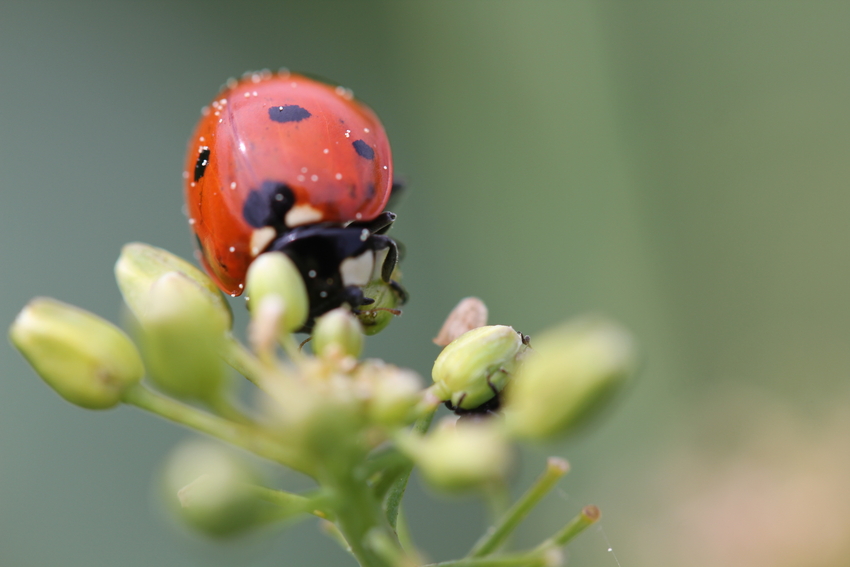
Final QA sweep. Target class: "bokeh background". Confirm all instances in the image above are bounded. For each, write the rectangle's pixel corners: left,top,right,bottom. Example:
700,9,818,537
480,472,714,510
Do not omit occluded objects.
3,2,850,566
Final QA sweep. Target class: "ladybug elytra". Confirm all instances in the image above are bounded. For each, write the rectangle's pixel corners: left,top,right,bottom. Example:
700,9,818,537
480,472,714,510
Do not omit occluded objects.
183,70,407,332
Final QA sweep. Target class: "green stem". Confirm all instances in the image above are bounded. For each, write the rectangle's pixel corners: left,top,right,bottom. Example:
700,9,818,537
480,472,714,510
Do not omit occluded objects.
423,554,548,567
121,384,314,477
470,457,570,557
220,335,266,387
385,408,436,528
534,505,600,550
247,485,333,520
331,472,399,567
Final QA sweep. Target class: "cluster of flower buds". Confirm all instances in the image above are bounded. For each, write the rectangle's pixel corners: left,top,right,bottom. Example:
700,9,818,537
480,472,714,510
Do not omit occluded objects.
9,243,636,565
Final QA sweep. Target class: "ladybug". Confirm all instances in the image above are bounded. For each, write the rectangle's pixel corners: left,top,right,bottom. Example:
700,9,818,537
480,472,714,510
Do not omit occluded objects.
183,70,407,331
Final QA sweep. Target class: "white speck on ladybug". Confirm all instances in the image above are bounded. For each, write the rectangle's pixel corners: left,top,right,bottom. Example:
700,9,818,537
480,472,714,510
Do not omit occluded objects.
189,218,196,225
311,175,318,182
320,291,328,298
229,246,235,253
364,128,370,133
301,167,308,173
356,213,362,220
238,283,243,289
345,130,351,138
335,173,343,180
360,229,369,241
275,193,284,201
231,182,237,189
297,175,305,182
323,148,329,154
308,270,317,278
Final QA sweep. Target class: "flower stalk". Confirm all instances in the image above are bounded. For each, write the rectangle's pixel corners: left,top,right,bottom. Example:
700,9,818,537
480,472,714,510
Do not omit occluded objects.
9,243,635,566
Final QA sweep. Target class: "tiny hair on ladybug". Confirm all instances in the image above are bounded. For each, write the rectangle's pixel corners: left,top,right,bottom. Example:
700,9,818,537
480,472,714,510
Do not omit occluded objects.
183,70,407,332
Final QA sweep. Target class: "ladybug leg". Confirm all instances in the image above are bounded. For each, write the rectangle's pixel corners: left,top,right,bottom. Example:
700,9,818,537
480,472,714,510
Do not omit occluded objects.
389,279,409,304
371,235,399,282
352,211,396,235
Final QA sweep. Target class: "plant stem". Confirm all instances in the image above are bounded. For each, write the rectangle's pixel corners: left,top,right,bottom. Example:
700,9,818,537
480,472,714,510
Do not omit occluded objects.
220,334,266,387
331,471,400,567
247,485,333,519
534,505,600,550
423,554,549,567
470,457,570,557
121,384,314,477
385,408,436,528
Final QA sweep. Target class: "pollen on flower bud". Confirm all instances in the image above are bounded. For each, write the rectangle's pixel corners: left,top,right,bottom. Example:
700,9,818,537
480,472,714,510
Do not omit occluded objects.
312,307,364,359
504,317,635,440
397,419,511,491
9,298,144,409
431,325,529,411
137,272,228,402
162,441,265,538
245,252,309,334
115,242,231,329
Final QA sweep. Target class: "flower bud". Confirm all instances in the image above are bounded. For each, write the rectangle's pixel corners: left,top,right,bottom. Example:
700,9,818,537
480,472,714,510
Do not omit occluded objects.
115,242,231,329
354,361,423,427
397,419,510,491
504,317,635,440
137,272,228,402
163,441,264,538
431,325,528,411
9,298,143,409
355,271,403,335
312,308,364,359
245,252,308,334
433,297,488,347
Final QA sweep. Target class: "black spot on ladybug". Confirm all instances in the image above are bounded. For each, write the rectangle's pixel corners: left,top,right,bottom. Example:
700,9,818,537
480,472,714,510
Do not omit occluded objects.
194,147,210,182
243,181,295,229
366,183,376,199
352,139,375,160
269,105,311,123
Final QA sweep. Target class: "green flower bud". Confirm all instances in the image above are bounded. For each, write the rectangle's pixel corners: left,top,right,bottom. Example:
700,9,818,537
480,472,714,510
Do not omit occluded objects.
115,242,231,329
163,441,264,538
355,270,403,335
354,361,423,427
398,419,510,491
312,308,364,359
431,325,528,411
137,272,228,402
9,298,143,409
504,317,635,440
245,252,308,334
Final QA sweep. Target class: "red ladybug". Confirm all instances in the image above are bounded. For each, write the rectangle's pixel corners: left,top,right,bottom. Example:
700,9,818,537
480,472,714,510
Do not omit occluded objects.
183,70,407,330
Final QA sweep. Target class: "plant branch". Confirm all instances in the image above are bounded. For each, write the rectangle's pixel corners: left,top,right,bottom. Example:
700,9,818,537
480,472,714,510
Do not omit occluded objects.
469,457,570,557
121,384,314,477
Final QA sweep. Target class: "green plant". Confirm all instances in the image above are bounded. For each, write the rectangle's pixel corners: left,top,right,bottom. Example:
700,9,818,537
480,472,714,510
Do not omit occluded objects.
9,242,635,567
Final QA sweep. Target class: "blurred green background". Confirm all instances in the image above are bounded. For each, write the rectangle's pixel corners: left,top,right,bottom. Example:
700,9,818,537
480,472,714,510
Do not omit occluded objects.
3,2,850,566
